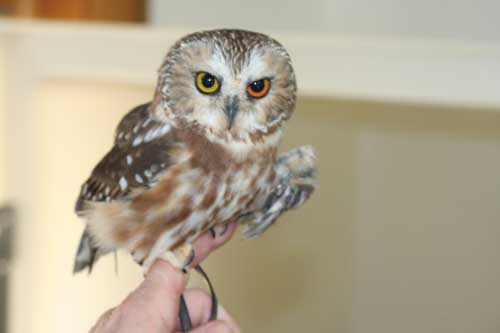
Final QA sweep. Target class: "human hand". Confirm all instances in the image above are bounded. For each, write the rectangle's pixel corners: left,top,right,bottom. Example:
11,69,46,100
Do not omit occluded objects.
90,223,241,333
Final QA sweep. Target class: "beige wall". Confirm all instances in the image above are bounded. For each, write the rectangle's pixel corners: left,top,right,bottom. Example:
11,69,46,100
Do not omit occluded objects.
4,79,500,332
8,81,154,333
0,48,6,203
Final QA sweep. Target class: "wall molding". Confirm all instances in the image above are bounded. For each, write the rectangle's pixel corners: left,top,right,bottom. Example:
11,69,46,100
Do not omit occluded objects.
0,19,499,109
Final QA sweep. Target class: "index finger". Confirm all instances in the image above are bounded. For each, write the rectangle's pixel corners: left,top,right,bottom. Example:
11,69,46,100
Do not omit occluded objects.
187,222,237,269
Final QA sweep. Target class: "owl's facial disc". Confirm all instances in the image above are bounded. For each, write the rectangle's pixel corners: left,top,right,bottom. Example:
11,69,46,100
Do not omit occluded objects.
156,29,297,151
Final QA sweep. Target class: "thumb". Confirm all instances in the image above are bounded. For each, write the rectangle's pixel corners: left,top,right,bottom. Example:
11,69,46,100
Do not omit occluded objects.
120,259,189,330
187,320,235,333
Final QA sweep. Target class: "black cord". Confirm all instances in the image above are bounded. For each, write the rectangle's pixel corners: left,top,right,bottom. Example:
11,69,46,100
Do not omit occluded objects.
194,265,218,321
179,293,193,332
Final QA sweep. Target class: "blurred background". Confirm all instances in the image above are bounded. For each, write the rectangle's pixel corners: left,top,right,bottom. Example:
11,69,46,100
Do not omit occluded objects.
0,0,499,332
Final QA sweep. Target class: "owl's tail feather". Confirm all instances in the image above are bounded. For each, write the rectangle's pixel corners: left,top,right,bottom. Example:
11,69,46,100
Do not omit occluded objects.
73,229,100,274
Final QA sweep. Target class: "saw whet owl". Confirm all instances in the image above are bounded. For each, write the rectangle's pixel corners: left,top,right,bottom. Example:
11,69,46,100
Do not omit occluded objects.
75,30,314,271
74,29,316,331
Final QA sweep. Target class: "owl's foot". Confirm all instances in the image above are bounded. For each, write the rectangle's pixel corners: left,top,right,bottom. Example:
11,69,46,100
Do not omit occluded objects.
159,244,195,273
209,224,229,239
178,264,218,332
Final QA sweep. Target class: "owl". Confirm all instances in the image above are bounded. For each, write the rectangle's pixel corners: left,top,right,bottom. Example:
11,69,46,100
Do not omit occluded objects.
74,29,316,330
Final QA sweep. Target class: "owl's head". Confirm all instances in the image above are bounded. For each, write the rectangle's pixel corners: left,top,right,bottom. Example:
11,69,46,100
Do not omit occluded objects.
154,29,297,154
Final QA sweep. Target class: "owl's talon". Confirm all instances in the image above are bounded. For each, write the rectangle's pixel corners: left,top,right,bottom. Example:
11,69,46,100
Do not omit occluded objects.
209,224,229,238
181,249,195,274
184,247,195,268
179,293,193,332
218,224,229,237
209,227,216,239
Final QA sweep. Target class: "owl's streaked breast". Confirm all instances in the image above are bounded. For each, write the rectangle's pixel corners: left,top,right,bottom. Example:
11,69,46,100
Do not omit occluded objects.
86,130,278,266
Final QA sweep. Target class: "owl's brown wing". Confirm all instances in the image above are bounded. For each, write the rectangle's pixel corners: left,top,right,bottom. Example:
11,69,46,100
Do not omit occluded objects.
75,102,175,215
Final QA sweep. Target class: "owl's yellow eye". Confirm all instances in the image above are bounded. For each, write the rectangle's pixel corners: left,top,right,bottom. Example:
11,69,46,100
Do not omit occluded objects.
247,78,271,99
195,72,220,95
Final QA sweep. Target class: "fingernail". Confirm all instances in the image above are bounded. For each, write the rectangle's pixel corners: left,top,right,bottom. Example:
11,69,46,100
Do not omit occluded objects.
213,321,235,333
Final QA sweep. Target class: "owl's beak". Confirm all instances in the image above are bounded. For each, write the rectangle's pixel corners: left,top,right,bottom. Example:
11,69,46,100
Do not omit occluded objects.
223,95,240,129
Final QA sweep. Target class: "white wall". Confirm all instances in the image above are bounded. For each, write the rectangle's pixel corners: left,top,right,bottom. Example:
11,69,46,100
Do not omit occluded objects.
148,0,500,42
